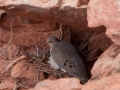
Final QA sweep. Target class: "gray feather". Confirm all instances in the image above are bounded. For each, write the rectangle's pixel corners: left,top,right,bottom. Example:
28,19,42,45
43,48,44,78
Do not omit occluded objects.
51,41,88,83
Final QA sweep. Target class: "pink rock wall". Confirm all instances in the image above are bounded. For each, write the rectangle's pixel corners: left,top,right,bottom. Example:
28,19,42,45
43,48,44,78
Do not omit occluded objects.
87,0,120,45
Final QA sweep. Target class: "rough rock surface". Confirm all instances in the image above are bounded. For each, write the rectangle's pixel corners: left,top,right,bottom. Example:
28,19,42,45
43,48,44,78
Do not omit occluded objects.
87,0,120,45
0,29,114,90
0,0,88,29
91,44,120,79
11,61,40,87
0,13,71,46
0,60,10,81
30,78,82,90
0,45,21,90
0,78,16,90
83,73,120,90
0,0,119,90
31,73,120,90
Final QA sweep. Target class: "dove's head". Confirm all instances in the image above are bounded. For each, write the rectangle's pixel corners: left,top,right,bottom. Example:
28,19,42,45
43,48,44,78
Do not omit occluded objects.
44,36,60,46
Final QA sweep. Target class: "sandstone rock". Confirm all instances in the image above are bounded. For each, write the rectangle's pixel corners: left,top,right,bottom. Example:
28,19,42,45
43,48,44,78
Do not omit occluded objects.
0,13,22,28
88,32,113,52
48,75,56,80
1,14,56,30
39,72,45,81
83,73,120,90
87,0,120,45
0,44,21,60
30,72,120,90
0,9,5,19
0,28,61,46
0,14,71,46
91,44,120,79
0,45,8,60
0,78,15,90
0,0,88,28
30,78,81,90
11,60,42,86
0,60,10,82
71,27,113,63
0,44,23,83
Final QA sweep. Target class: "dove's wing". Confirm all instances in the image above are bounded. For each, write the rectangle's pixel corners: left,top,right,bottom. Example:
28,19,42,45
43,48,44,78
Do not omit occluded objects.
51,41,88,83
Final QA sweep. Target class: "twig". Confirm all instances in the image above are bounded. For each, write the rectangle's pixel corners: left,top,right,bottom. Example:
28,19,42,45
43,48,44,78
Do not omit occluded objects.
59,23,63,40
34,70,40,84
34,55,46,68
86,48,100,62
2,55,27,73
81,32,96,50
13,78,19,90
35,45,39,57
34,48,46,68
86,56,99,62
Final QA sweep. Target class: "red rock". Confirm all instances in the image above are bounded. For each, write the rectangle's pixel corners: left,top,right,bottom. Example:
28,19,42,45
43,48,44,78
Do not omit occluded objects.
39,72,45,81
1,14,56,31
0,0,88,28
0,45,8,60
87,0,120,45
30,72,120,90
0,78,15,90
0,44,21,60
83,73,120,90
11,61,38,84
48,75,56,80
0,60,10,82
0,44,21,82
0,9,5,19
30,78,82,90
0,14,71,46
1,14,22,28
91,44,120,79
88,31,112,52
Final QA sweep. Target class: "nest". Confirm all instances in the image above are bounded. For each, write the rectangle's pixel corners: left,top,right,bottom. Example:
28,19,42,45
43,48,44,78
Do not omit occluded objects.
25,46,71,78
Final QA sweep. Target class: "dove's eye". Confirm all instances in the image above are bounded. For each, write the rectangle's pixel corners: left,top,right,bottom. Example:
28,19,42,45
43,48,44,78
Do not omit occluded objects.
50,41,52,43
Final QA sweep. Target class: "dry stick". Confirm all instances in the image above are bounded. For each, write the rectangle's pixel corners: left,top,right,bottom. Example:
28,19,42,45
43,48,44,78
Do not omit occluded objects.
86,48,100,62
34,70,40,84
86,56,99,62
35,45,39,57
34,48,47,68
81,31,97,50
59,23,63,40
2,55,27,73
34,55,46,68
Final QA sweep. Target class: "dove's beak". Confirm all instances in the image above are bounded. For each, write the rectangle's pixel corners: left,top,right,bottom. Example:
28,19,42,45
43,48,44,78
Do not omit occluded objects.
44,42,49,46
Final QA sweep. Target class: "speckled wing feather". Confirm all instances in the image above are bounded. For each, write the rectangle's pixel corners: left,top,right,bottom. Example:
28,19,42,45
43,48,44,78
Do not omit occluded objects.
51,41,88,83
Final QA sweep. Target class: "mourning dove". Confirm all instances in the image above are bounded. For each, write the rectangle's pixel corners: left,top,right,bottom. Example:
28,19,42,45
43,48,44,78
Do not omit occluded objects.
44,36,88,84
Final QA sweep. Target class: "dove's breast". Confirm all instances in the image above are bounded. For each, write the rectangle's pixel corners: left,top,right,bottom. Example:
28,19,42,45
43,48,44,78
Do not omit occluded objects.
48,44,66,72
